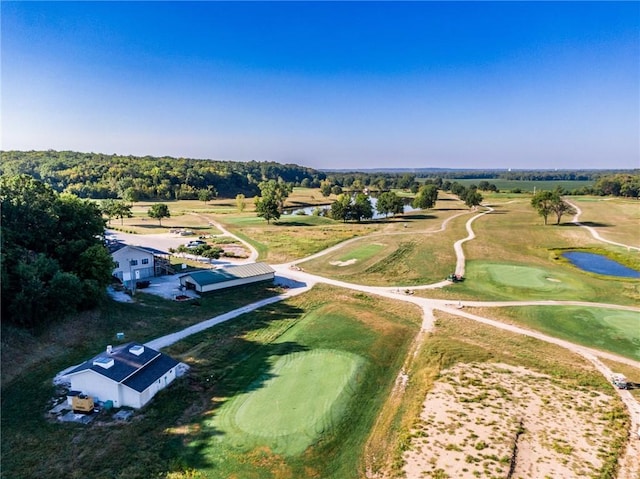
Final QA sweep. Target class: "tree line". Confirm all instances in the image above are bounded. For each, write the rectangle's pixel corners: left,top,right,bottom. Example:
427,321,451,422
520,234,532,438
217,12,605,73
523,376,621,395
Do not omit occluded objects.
0,150,324,201
1,175,114,327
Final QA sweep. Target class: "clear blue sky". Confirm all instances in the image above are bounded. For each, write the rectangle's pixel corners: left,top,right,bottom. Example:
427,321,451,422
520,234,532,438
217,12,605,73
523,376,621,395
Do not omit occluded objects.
2,1,638,170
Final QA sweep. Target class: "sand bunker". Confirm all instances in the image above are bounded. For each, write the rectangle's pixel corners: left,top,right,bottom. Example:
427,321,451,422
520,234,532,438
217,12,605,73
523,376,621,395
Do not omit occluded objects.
403,362,620,479
329,259,358,267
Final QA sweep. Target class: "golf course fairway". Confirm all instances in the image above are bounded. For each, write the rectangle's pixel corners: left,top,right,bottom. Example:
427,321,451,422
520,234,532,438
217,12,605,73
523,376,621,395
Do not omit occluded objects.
210,349,366,456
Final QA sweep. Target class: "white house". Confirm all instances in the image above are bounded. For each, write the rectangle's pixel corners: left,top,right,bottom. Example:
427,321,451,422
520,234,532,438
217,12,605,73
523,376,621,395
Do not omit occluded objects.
179,262,275,293
111,245,170,283
66,343,179,409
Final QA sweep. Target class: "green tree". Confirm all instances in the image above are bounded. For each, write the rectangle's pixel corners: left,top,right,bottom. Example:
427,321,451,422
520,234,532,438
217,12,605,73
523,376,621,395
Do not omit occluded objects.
463,189,483,208
531,190,555,225
550,198,576,225
254,180,291,223
113,201,133,225
376,191,404,217
412,184,439,210
0,175,111,326
236,193,246,212
254,194,280,224
352,193,374,222
198,187,217,204
148,203,170,225
320,180,332,197
330,194,352,222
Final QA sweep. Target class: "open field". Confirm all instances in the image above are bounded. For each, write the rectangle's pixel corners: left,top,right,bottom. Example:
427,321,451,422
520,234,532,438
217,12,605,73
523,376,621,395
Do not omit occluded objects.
442,178,594,192
218,213,384,263
569,197,640,248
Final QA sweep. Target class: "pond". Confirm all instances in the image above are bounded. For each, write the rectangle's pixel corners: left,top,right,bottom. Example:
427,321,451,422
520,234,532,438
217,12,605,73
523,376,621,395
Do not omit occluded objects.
562,251,640,278
284,197,419,220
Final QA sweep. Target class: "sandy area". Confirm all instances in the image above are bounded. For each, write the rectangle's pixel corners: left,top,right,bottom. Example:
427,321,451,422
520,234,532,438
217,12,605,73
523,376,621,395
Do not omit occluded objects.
329,258,358,267
403,362,622,479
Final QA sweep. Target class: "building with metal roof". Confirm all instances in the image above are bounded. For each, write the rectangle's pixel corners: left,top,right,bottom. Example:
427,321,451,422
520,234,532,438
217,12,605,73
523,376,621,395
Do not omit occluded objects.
179,262,275,293
66,343,179,409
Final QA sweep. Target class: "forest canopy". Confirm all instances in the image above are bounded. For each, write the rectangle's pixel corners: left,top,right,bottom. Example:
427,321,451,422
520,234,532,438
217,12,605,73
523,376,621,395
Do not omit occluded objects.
1,174,114,327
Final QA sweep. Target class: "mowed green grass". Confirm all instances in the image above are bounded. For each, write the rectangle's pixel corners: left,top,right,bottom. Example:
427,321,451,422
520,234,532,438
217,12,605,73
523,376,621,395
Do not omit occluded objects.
468,306,640,360
211,349,365,455
338,243,385,262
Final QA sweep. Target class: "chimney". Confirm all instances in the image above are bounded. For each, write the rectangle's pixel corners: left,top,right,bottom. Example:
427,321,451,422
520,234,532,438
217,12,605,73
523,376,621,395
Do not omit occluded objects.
106,345,113,354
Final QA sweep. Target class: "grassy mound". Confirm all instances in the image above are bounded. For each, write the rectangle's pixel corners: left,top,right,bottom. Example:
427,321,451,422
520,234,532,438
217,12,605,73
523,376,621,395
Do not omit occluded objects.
210,349,365,456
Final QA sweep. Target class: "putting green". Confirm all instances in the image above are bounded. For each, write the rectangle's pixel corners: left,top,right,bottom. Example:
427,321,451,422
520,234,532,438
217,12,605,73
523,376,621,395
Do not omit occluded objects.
464,261,591,300
338,243,385,263
484,264,568,289
210,349,366,456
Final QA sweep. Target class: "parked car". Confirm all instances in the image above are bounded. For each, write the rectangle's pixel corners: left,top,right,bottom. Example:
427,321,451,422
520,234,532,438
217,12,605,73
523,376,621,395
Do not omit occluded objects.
185,240,206,248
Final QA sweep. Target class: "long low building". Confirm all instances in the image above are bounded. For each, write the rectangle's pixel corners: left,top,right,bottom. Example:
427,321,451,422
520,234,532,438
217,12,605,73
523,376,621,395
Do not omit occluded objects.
179,262,275,293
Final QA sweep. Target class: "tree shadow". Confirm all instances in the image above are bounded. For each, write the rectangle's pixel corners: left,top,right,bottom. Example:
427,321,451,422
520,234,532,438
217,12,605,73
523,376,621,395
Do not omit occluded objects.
273,220,314,227
575,221,611,228
158,301,311,473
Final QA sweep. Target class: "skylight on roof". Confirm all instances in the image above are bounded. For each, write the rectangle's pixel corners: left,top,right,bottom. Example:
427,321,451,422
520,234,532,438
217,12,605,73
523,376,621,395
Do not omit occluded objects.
129,345,145,356
93,357,115,369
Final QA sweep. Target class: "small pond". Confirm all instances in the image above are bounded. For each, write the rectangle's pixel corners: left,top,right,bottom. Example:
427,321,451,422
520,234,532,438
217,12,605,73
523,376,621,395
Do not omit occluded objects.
562,251,640,278
284,197,419,220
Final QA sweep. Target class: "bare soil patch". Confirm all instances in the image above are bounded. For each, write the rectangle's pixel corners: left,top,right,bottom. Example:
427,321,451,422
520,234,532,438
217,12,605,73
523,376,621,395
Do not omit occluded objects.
403,362,620,479
330,258,358,267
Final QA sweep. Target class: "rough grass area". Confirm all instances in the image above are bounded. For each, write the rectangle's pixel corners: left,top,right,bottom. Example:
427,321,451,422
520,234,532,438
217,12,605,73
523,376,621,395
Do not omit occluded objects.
219,214,382,263
570,197,640,248
466,306,640,361
300,203,470,286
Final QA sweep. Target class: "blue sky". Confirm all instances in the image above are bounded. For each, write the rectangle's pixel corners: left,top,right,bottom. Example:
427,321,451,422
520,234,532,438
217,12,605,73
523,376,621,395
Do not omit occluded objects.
2,1,638,170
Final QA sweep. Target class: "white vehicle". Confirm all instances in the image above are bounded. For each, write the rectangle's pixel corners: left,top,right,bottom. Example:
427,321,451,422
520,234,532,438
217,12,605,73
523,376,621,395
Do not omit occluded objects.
611,373,628,389
185,240,206,248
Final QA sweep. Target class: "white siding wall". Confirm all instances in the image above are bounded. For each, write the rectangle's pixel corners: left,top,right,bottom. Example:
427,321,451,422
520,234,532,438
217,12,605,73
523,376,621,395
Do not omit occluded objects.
112,247,155,281
121,367,178,408
69,370,122,407
121,385,143,409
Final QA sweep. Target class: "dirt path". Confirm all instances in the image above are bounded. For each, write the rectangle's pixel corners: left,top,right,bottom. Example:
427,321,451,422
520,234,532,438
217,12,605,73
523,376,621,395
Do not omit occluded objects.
189,213,260,262
567,199,640,251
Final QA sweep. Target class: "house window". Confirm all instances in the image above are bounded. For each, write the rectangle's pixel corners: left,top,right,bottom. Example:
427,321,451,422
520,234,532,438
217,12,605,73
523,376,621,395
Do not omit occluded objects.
130,259,138,266
115,261,120,268
141,258,149,265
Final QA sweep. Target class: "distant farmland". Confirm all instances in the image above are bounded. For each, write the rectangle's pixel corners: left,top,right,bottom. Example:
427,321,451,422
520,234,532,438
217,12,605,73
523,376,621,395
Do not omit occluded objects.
443,178,594,192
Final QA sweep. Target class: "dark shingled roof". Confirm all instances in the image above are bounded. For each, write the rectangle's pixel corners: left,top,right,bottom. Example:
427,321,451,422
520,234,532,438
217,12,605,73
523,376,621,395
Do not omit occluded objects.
123,353,179,392
67,342,178,392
